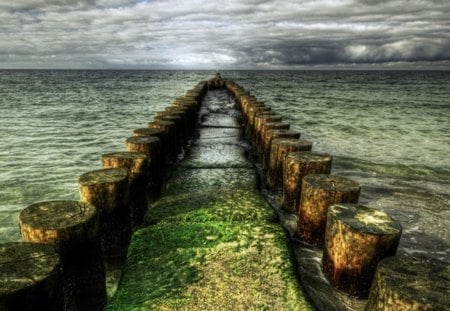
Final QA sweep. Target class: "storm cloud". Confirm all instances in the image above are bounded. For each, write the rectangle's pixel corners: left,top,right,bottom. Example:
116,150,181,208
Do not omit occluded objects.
1,0,449,69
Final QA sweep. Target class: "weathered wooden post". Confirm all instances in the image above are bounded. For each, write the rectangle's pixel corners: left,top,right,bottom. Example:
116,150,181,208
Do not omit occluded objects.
161,110,189,144
0,242,63,311
133,127,168,169
296,174,361,247
126,136,162,197
282,152,333,213
154,115,184,153
19,201,106,310
262,129,301,169
102,152,149,228
267,138,313,189
78,168,130,257
366,255,449,310
254,114,282,147
258,121,290,153
322,204,402,298
148,120,178,161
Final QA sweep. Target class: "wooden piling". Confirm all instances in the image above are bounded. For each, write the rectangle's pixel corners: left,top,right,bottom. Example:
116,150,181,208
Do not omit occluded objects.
262,129,301,169
78,168,130,257
126,136,163,196
133,128,168,166
296,174,361,247
282,152,333,213
19,200,106,310
154,115,184,153
102,152,149,228
254,114,282,147
0,242,63,311
365,255,449,310
267,138,313,189
323,204,402,298
148,120,178,161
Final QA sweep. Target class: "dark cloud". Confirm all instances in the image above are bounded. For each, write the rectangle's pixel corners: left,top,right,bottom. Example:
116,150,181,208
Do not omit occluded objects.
0,0,449,69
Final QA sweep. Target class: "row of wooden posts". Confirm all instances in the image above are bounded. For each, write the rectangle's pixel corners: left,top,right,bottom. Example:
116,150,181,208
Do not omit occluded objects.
224,78,447,310
1,81,209,311
2,74,446,311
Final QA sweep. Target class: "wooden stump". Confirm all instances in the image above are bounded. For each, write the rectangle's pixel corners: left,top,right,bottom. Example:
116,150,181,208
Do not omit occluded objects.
366,255,449,310
258,121,290,153
133,127,168,166
323,204,402,298
126,136,163,196
148,120,178,161
155,115,184,152
78,168,130,257
19,200,105,311
267,138,313,189
297,174,361,247
262,129,301,169
102,152,149,228
254,114,282,146
282,152,332,213
159,111,189,144
0,242,63,311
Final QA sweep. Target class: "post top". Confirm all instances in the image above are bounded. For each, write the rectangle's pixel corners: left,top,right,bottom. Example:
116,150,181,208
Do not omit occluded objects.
19,200,97,230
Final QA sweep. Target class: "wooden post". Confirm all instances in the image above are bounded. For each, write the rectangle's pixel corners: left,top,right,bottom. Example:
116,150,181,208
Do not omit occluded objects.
282,152,333,213
19,200,106,310
126,136,163,196
322,204,402,298
262,129,301,169
133,128,168,166
267,138,313,189
0,242,63,311
254,114,282,147
102,152,149,228
366,255,449,310
148,120,178,161
296,174,361,247
158,111,189,144
78,168,130,257
154,115,184,153
258,121,290,153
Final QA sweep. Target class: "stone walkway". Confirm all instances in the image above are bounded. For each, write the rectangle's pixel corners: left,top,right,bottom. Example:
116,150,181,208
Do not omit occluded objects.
106,90,314,310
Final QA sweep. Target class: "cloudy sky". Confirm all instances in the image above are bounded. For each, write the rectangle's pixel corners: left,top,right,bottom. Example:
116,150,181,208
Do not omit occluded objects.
1,0,449,69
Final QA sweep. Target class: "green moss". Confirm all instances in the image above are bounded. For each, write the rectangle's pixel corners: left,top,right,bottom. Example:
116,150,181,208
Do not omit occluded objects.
107,223,313,311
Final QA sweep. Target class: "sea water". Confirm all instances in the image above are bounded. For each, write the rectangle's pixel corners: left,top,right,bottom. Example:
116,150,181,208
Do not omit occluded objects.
1,70,449,262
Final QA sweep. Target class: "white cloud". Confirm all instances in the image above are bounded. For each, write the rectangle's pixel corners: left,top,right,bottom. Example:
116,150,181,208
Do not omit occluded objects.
0,0,449,68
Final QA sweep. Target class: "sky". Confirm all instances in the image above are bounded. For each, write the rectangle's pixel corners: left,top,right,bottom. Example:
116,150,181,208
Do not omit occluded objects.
1,0,449,69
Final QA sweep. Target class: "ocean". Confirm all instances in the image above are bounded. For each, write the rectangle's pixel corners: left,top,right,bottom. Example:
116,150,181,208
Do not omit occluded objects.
0,70,449,263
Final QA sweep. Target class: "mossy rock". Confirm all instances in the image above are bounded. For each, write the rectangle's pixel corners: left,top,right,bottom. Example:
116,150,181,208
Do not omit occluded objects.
106,222,314,310
145,187,274,225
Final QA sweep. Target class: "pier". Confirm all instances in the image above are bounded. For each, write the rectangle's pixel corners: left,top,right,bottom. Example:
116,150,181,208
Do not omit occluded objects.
1,74,448,310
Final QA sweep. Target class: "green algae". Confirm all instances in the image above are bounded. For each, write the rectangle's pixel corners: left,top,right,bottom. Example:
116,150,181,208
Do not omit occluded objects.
107,222,313,311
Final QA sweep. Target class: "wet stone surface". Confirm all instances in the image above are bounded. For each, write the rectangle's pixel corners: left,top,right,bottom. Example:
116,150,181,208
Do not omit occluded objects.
107,89,314,310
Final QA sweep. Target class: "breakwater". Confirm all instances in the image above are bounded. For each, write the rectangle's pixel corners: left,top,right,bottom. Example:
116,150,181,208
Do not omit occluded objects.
1,73,448,310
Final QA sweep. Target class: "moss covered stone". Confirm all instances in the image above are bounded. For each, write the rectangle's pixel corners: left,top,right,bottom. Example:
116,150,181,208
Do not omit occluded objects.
106,87,315,310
